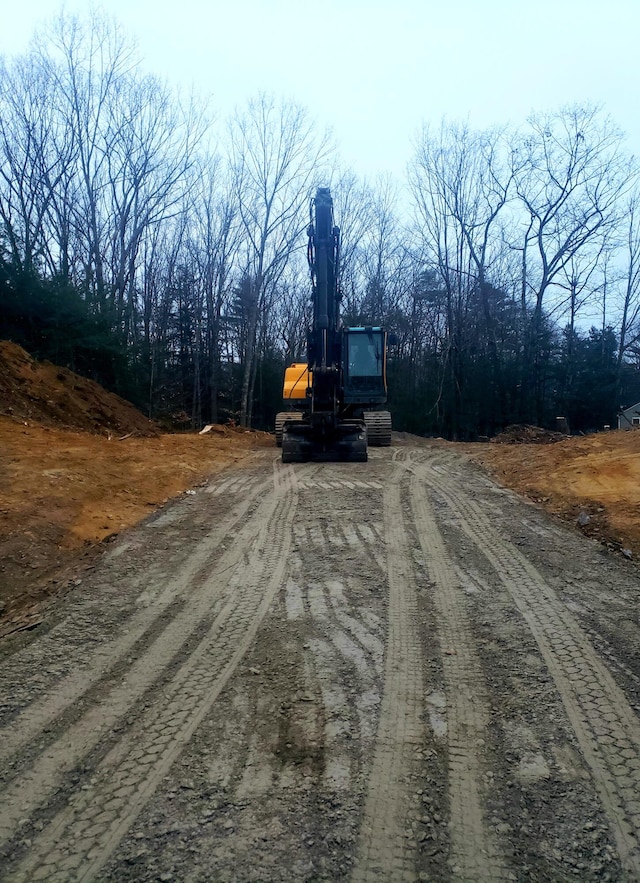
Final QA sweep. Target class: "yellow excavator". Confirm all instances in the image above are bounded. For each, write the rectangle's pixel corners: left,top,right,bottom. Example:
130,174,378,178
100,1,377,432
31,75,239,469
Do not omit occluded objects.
275,187,392,462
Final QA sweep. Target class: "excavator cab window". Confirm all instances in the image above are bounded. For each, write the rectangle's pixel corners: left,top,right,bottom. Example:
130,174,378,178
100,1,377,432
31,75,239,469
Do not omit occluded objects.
343,328,387,402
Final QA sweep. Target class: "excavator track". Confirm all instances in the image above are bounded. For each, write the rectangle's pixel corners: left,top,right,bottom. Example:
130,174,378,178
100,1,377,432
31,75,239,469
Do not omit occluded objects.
364,410,392,446
275,411,304,447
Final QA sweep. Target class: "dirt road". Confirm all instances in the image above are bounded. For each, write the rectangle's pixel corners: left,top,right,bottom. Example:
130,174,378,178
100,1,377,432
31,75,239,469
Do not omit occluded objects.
2,442,640,882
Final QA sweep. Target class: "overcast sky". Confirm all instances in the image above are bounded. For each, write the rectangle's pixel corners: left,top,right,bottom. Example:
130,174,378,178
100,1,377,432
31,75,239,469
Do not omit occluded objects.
1,0,639,179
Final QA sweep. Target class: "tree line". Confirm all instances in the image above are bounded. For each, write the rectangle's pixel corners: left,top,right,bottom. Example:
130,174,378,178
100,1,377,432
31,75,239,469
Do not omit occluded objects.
2,10,640,438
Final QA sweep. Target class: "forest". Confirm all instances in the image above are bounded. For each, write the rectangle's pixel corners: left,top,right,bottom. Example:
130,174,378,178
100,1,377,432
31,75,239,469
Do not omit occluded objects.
2,11,640,439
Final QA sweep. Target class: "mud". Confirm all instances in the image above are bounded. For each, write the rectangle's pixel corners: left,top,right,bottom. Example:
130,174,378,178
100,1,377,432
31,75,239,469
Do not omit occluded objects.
2,444,640,881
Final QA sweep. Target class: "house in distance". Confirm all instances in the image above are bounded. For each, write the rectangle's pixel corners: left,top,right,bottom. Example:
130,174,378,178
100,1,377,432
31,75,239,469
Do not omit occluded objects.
618,402,640,429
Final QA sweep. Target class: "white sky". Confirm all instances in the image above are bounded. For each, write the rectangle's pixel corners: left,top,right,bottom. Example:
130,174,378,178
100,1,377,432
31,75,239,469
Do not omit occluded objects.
1,0,639,179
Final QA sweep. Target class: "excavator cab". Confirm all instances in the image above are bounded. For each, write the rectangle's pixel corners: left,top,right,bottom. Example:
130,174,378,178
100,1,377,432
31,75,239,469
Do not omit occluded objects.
343,327,388,404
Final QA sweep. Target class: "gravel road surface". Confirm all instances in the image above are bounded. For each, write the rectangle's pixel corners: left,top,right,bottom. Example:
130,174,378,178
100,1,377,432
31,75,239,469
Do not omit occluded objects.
2,442,640,882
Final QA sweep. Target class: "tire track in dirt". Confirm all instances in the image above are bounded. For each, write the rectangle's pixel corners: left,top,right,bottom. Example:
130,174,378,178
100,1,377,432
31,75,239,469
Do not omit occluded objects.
325,579,385,667
351,471,424,883
105,468,377,880
417,451,640,879
284,520,385,797
232,569,382,805
1,462,300,880
0,468,281,845
0,470,274,767
293,520,386,575
402,453,511,882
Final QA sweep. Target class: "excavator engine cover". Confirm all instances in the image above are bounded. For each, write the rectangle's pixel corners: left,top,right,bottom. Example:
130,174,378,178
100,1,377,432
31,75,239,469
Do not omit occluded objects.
283,363,311,402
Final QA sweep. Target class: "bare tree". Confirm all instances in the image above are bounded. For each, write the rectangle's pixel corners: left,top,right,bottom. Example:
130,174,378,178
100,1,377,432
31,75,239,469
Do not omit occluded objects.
188,155,243,423
272,256,310,364
512,104,630,419
358,174,408,323
0,51,77,276
614,186,640,392
103,73,209,346
34,10,139,312
25,8,210,370
228,93,332,426
409,120,516,434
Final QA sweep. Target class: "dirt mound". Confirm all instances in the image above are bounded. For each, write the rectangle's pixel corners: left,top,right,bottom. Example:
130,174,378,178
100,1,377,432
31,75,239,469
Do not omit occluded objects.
0,340,157,437
490,424,567,445
468,428,640,557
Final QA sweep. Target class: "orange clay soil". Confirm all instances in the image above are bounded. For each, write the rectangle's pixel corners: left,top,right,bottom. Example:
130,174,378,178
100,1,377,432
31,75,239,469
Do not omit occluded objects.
465,428,640,557
0,340,272,636
0,418,272,635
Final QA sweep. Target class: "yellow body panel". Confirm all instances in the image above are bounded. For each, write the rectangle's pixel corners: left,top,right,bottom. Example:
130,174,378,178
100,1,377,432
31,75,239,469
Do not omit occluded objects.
283,363,311,401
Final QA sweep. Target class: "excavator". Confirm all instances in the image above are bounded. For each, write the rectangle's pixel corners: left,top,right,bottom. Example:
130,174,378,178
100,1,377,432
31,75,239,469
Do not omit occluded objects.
275,187,392,462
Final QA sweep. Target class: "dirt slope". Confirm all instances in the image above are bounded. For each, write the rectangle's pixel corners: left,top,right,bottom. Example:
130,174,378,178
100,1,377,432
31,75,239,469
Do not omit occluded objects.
466,426,640,556
0,340,157,436
0,342,270,636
